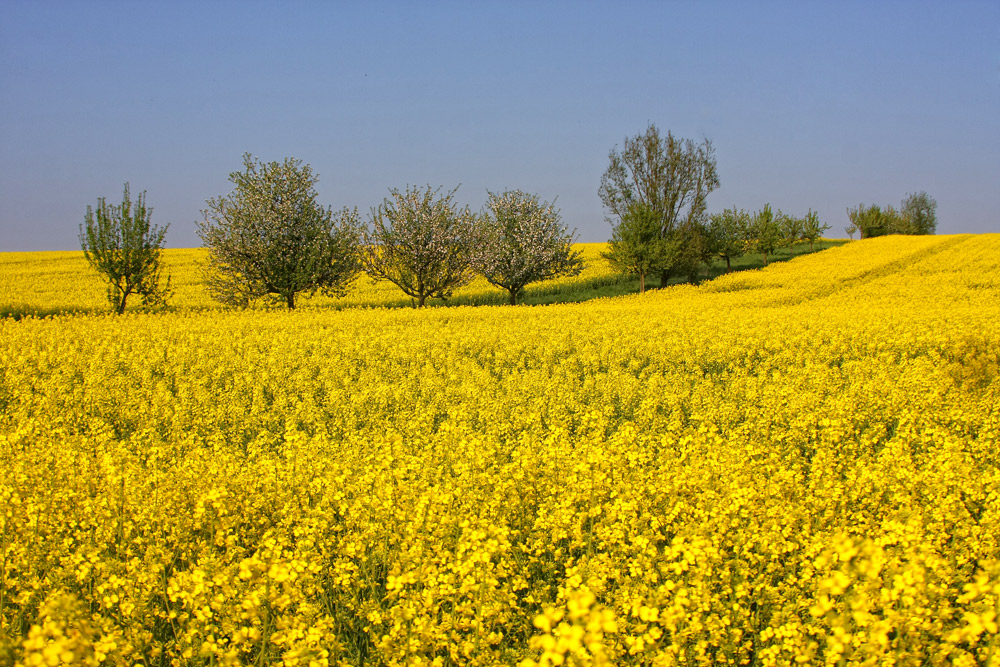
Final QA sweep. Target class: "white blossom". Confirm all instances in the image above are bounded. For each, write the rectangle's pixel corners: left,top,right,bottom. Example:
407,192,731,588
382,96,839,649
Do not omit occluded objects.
471,190,582,305
198,154,360,309
362,185,476,307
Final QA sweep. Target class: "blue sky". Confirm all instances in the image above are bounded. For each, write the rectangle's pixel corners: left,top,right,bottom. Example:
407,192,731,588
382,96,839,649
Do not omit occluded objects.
1,1,997,250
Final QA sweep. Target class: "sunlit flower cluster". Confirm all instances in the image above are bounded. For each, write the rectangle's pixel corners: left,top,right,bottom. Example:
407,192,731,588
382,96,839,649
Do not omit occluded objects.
1,234,998,665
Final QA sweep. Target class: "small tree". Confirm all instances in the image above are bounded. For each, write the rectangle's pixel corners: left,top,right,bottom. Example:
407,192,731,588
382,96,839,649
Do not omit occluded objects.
779,212,804,252
198,154,361,309
747,204,783,266
363,185,476,307
901,191,937,235
800,209,830,251
472,190,583,305
80,183,171,314
603,200,667,293
707,207,750,272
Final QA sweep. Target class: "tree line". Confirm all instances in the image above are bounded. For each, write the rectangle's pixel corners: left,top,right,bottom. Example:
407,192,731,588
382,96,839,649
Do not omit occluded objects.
845,192,937,240
80,155,582,312
599,124,938,293
78,128,937,313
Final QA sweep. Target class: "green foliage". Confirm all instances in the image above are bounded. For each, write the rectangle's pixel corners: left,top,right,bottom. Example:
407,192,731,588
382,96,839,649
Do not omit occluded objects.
472,190,583,305
363,185,477,307
800,209,831,251
847,204,894,239
746,204,784,265
603,201,666,293
198,154,361,309
779,212,804,251
599,123,719,286
848,192,937,239
668,220,713,285
707,208,750,272
79,183,171,314
901,191,938,235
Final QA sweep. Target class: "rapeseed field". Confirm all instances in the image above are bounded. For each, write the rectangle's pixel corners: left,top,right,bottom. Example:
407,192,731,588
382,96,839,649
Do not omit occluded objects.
1,235,998,666
0,245,623,317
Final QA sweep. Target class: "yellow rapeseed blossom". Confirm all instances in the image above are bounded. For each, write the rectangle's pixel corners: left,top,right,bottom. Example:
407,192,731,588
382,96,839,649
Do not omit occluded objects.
0,244,621,316
0,235,998,665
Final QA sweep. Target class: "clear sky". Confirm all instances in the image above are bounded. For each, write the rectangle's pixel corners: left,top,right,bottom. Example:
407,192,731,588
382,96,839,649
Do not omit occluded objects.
1,0,997,250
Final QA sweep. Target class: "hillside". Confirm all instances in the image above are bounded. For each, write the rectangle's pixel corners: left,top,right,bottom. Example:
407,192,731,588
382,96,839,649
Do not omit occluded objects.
1,235,998,665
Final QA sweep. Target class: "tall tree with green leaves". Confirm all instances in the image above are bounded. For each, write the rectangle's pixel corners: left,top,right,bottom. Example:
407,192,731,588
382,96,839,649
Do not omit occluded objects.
599,123,719,286
363,185,476,307
198,154,361,309
472,190,582,305
80,183,171,314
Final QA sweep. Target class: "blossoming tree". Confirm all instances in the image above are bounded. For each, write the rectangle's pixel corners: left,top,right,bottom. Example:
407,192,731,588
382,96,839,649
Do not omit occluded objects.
472,190,582,305
363,185,476,307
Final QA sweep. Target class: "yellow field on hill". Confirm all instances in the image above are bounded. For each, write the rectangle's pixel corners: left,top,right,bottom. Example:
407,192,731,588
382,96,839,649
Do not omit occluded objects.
1,235,999,666
0,244,622,316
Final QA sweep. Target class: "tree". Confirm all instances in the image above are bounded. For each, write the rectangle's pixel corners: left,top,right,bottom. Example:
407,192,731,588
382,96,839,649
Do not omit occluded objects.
363,185,476,307
882,205,906,235
779,212,804,252
599,123,719,286
800,209,830,251
198,154,361,309
847,204,878,239
707,207,750,272
472,190,583,305
669,219,714,284
901,191,937,235
603,200,667,293
80,183,171,314
747,204,783,266
846,203,898,239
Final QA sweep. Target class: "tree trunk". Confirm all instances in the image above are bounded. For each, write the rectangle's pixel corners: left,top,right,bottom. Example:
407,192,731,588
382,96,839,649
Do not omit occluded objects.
112,280,130,315
286,292,295,309
659,270,671,288
762,252,769,266
115,286,131,315
417,293,426,308
725,256,732,272
508,290,518,306
639,272,645,294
